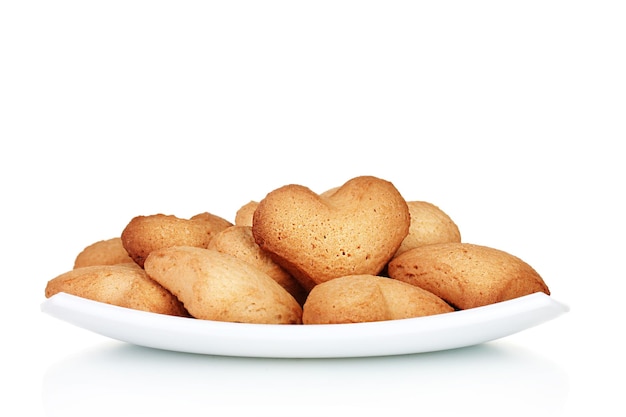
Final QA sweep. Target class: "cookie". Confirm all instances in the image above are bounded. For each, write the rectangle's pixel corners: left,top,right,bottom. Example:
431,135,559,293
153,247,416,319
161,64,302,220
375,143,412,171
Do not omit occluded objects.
252,176,410,290
189,211,234,231
302,274,453,324
234,201,258,227
207,225,308,304
143,246,302,324
388,242,550,309
394,201,461,257
121,212,232,267
45,263,189,316
73,237,133,268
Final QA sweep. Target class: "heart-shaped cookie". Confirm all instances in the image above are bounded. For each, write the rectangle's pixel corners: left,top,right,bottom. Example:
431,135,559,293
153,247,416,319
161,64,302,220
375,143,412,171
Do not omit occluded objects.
45,263,189,317
144,246,302,324
388,242,550,309
252,176,410,290
302,274,454,324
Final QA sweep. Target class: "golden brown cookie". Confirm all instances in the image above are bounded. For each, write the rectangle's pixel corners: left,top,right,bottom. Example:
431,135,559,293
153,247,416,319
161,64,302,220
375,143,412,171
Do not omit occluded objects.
319,186,339,198
207,225,308,305
252,176,410,290
302,274,453,324
189,211,234,231
45,263,189,316
388,242,550,309
144,246,302,324
234,201,258,227
73,237,134,268
394,201,461,257
121,213,231,267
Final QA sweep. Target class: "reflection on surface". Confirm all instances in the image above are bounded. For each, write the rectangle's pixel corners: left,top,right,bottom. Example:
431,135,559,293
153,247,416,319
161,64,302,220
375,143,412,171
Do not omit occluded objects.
43,341,568,417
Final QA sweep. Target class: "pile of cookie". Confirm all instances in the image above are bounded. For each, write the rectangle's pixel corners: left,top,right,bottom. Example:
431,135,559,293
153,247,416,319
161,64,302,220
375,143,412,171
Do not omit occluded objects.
45,175,550,325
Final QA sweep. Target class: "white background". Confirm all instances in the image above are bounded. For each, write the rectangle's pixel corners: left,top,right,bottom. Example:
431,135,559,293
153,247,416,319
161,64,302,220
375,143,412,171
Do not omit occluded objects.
2,1,624,416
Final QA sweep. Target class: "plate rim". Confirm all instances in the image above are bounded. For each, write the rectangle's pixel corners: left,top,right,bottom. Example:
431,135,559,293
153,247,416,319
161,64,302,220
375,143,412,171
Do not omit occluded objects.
41,292,569,358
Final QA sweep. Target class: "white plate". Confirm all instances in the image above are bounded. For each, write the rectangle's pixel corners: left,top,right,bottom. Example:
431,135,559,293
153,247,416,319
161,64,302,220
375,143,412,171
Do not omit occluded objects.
41,292,568,358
